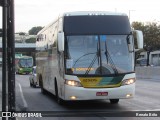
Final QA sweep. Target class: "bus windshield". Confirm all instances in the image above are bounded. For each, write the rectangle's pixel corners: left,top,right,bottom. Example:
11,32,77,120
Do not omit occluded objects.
19,58,33,67
65,35,134,75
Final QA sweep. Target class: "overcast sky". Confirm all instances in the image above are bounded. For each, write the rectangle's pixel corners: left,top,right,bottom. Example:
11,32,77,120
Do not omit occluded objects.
0,0,160,33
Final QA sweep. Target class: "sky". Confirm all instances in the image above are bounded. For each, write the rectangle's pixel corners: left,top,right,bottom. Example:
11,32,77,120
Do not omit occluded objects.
0,0,160,33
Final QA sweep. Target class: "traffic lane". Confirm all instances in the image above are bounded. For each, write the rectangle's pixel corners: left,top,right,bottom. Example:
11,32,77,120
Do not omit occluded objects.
120,79,160,111
15,75,160,112
15,74,62,111
15,75,129,120
135,79,160,110
14,75,160,120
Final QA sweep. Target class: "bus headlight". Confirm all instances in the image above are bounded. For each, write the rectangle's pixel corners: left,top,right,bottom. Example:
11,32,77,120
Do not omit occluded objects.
65,80,82,87
121,78,136,85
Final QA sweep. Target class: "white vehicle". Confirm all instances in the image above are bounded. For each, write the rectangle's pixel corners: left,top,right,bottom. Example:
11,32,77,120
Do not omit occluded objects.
36,11,143,104
29,66,38,87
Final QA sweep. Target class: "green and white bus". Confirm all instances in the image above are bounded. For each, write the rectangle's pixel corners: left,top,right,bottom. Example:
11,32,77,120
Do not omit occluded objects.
36,11,143,104
15,54,33,74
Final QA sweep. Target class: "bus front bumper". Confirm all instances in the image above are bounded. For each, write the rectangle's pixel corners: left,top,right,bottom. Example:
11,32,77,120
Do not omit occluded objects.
64,83,135,100
18,68,32,74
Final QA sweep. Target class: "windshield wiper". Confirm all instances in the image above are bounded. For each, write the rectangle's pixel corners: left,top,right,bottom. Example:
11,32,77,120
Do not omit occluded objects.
73,52,97,67
85,53,98,75
85,38,100,75
105,41,119,74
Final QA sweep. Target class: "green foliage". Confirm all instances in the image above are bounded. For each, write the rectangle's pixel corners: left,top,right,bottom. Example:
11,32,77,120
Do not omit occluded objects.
25,38,36,43
18,32,26,35
28,26,43,35
15,40,23,43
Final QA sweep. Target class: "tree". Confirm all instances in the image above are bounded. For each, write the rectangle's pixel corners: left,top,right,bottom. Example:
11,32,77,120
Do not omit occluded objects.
18,32,26,35
145,22,160,50
28,26,43,35
25,38,36,43
132,21,160,51
132,21,160,66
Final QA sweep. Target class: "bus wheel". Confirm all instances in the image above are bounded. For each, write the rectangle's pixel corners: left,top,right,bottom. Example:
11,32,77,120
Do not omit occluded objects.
32,80,36,88
110,99,119,104
30,81,33,87
41,85,46,94
55,82,64,105
39,76,46,94
33,84,36,88
41,87,45,93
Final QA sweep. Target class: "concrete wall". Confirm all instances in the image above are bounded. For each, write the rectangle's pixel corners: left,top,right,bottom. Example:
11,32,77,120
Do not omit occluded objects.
136,66,160,80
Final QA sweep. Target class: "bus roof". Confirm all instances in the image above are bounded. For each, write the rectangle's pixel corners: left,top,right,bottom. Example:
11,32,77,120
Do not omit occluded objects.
63,11,127,16
37,11,128,35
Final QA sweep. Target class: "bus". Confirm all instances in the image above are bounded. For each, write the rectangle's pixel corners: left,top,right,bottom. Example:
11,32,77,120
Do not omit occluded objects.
15,54,33,74
36,11,143,104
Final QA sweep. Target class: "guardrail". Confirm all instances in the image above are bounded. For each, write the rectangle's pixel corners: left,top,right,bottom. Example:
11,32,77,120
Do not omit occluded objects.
136,66,160,80
0,43,36,48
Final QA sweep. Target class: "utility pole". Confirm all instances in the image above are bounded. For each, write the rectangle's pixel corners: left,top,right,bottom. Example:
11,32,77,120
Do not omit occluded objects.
1,1,8,120
1,0,15,120
7,0,15,119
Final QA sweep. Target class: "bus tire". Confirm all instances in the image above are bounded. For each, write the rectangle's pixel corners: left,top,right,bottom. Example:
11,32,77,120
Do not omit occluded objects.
32,79,36,88
30,81,33,87
55,81,64,105
39,76,46,94
110,99,119,104
33,82,36,88
41,87,46,94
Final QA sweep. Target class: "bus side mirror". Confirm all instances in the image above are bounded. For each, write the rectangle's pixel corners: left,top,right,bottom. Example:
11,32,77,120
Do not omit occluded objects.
134,30,143,50
58,32,64,52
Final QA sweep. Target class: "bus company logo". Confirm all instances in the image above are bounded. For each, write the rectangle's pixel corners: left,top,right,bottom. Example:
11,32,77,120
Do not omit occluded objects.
83,78,97,82
75,68,94,71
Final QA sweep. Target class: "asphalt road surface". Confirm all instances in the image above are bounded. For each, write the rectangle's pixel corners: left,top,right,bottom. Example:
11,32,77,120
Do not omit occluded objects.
1,71,160,120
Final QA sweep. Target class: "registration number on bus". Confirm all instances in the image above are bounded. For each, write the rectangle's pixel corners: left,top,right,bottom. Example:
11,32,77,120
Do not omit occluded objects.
96,92,108,96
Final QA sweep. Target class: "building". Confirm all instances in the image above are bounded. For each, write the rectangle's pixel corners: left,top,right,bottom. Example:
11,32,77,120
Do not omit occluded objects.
15,33,36,43
150,51,160,66
0,34,36,65
137,51,160,66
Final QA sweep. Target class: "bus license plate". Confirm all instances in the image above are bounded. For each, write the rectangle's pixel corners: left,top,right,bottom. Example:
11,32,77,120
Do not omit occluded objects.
96,92,108,96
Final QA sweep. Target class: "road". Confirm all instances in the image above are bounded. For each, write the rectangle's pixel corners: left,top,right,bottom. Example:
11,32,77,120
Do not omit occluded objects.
1,70,160,120
14,74,160,120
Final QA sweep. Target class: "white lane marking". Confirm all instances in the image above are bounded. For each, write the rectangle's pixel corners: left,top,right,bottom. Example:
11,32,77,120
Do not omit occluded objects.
18,83,28,108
